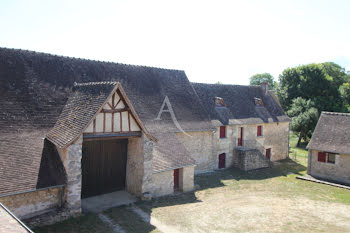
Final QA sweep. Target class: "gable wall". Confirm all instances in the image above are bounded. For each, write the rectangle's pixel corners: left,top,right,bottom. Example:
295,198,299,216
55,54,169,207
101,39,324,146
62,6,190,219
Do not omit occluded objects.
308,150,350,184
175,131,214,174
84,91,140,134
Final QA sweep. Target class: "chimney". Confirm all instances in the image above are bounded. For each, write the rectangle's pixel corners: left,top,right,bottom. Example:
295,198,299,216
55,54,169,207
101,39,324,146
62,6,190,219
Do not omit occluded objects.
260,82,268,95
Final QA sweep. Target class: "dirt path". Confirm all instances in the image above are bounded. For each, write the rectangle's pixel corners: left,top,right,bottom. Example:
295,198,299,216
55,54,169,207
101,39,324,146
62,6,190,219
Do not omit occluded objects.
148,191,350,232
131,205,181,233
98,213,126,233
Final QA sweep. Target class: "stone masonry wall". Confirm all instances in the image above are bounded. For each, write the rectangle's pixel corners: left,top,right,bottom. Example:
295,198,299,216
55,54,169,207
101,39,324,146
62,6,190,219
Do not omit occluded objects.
151,170,174,197
214,122,289,171
234,148,270,171
126,137,143,196
179,166,195,192
57,136,82,214
0,187,62,219
126,134,153,197
176,131,214,174
142,136,154,195
309,150,350,184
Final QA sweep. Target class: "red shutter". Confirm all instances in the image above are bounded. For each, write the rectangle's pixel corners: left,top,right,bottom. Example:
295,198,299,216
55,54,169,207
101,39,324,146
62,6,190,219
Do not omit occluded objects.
174,169,179,190
238,127,243,146
257,126,262,136
266,148,271,159
220,126,226,138
318,152,326,162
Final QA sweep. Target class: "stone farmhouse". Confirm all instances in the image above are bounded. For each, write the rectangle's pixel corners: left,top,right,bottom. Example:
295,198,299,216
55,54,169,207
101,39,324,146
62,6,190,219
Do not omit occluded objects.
0,48,290,223
307,112,350,185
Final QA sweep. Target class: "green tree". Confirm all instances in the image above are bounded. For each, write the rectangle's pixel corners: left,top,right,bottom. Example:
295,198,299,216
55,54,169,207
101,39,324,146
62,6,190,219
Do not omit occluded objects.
249,73,276,89
287,98,319,147
340,83,350,111
277,63,344,112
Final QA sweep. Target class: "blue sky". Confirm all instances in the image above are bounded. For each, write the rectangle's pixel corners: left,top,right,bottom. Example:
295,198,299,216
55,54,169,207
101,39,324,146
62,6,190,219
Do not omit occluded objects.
1,0,350,84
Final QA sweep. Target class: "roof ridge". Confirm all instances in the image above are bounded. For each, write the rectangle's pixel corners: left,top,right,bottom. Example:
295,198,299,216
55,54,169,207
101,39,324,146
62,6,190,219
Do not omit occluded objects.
191,82,260,88
0,46,184,72
322,111,350,116
74,81,119,86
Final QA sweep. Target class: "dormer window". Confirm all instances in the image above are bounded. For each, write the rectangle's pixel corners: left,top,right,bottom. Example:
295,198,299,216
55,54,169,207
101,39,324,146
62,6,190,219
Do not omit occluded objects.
254,97,264,107
215,97,225,107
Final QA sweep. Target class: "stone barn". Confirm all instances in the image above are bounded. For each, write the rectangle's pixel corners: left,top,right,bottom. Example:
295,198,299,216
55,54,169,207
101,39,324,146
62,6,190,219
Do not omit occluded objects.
0,47,290,224
307,112,350,185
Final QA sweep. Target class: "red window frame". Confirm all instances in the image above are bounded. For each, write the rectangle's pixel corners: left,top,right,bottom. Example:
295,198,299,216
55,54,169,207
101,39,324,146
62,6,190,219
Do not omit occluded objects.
257,125,262,137
318,152,326,163
220,126,226,138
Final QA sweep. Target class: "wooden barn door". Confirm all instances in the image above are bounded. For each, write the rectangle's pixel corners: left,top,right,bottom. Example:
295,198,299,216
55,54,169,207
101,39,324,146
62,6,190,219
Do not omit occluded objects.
218,153,226,169
82,139,128,198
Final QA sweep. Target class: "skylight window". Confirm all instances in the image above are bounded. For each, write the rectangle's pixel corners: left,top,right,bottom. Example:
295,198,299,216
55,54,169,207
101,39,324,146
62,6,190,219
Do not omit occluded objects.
254,97,264,107
215,97,226,107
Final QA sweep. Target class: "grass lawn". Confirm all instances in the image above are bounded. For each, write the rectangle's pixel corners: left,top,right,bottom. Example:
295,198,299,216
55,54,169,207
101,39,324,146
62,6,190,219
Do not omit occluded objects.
35,133,350,232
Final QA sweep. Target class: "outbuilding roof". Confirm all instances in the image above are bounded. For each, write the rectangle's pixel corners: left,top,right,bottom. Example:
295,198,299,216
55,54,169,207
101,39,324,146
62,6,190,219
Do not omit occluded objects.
307,112,350,155
192,83,290,126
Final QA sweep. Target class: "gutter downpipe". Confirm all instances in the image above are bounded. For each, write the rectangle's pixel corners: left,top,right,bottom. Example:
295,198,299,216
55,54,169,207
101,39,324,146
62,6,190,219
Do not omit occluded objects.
0,202,34,233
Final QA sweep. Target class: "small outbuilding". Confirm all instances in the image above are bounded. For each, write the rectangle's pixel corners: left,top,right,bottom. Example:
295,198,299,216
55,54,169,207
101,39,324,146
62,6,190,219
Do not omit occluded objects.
307,112,350,185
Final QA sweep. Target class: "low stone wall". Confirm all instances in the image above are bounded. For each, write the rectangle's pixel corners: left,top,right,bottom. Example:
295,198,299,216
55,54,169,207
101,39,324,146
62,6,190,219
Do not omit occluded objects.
308,150,350,184
152,170,174,197
0,187,63,219
234,148,270,171
179,166,195,192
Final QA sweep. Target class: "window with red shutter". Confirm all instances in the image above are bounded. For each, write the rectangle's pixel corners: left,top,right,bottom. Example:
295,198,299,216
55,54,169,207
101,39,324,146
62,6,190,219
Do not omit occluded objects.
257,126,262,136
318,152,326,162
220,126,226,138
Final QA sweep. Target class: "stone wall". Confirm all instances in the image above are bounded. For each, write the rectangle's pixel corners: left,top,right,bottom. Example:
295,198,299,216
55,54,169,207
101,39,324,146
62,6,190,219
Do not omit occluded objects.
126,134,154,197
151,170,174,197
261,122,289,161
308,150,350,184
57,136,82,214
142,136,154,195
176,131,214,173
126,137,143,196
213,122,289,171
179,166,195,192
0,187,62,219
234,148,270,171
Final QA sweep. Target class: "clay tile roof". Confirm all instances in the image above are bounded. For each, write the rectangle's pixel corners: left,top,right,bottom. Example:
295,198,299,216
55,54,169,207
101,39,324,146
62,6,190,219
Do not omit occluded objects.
152,133,196,173
46,82,118,148
0,47,212,194
307,112,350,154
192,83,291,125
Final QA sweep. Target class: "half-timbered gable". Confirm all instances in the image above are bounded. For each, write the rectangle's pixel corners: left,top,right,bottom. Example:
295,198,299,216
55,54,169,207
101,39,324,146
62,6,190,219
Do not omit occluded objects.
84,89,141,134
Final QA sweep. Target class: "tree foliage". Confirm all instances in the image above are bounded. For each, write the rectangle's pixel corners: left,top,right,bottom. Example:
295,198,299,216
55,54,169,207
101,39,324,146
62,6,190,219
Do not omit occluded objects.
287,98,319,146
277,62,350,143
277,63,345,112
249,73,276,89
340,82,350,110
